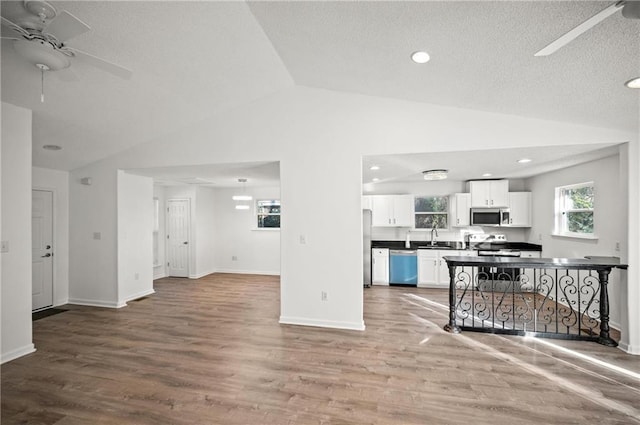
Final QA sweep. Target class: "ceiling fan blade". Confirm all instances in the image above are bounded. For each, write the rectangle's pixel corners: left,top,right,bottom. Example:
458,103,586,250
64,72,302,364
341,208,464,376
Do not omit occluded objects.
1,16,29,37
43,10,90,42
534,1,624,56
54,67,80,82
68,48,132,80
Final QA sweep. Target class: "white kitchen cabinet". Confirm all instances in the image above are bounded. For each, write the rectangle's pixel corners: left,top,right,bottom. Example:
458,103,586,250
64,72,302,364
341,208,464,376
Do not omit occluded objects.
519,250,541,292
469,180,509,208
450,193,471,227
371,195,414,227
506,192,531,227
372,248,389,285
418,249,477,288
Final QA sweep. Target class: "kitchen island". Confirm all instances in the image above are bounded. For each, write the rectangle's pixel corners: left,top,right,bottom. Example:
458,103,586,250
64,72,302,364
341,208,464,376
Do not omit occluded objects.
442,255,627,346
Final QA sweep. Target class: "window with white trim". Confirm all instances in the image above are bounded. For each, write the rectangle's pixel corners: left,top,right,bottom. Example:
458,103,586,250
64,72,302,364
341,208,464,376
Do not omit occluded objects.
256,199,281,229
414,196,448,229
555,182,594,237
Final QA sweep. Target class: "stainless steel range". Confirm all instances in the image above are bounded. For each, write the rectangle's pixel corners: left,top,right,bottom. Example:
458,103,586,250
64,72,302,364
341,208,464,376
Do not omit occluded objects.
468,234,524,291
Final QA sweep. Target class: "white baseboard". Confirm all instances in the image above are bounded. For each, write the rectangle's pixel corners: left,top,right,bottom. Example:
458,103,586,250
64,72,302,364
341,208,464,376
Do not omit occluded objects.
214,268,280,276
122,288,155,304
68,298,125,308
279,315,365,331
618,341,640,355
153,271,167,280
189,270,217,279
1,343,36,364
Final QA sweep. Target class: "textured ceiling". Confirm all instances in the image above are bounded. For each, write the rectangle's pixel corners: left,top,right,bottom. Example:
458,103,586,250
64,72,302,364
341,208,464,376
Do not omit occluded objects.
1,1,638,178
250,0,640,132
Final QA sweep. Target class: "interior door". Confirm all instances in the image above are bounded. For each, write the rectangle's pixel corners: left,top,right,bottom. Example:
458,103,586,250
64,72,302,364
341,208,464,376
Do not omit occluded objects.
32,190,53,311
166,199,190,277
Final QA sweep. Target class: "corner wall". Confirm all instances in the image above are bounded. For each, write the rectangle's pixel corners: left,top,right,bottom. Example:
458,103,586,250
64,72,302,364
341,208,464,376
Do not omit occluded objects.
1,102,35,363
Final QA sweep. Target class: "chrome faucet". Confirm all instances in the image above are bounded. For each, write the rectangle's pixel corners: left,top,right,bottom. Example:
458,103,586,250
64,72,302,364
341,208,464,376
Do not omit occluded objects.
430,225,439,246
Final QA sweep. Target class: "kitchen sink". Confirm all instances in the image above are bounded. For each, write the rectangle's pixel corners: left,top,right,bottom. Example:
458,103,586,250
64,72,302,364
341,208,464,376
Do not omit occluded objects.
417,242,465,250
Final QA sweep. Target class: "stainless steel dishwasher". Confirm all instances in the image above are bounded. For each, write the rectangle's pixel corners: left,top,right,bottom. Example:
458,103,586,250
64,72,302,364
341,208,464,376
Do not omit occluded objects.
389,249,418,286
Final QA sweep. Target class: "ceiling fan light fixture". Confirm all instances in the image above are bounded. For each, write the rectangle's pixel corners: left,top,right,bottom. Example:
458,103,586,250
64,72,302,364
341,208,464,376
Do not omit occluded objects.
625,77,640,89
423,169,448,180
12,39,71,70
24,0,57,21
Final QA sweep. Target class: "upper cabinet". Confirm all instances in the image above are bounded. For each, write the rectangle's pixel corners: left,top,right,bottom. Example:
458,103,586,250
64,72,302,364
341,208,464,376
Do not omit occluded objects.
469,180,509,208
450,193,471,227
371,195,414,227
506,192,532,227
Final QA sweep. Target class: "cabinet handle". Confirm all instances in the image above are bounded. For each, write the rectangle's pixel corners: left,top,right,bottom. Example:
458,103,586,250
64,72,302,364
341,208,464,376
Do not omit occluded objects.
510,218,513,224
456,218,459,224
490,200,494,205
485,200,488,206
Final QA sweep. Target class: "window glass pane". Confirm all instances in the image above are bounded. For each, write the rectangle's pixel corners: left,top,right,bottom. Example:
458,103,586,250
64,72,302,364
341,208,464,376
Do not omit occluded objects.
415,196,448,213
258,205,280,214
415,213,447,229
564,186,594,210
258,215,280,228
566,211,593,233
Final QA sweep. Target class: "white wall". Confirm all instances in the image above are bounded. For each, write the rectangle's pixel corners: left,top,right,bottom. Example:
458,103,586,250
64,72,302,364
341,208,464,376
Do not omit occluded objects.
69,162,119,307
194,186,216,278
213,186,280,275
524,154,625,329
1,102,35,363
153,185,167,279
32,167,70,306
66,87,636,338
117,171,154,304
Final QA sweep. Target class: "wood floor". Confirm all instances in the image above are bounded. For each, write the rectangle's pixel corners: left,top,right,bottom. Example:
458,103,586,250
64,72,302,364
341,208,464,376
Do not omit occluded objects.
2,274,639,424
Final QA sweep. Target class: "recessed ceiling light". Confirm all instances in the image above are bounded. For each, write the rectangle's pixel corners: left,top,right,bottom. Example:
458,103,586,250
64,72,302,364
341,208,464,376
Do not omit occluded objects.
411,51,430,64
370,165,380,171
235,204,250,210
43,144,62,151
482,173,492,177
372,178,380,182
625,77,640,89
517,158,532,164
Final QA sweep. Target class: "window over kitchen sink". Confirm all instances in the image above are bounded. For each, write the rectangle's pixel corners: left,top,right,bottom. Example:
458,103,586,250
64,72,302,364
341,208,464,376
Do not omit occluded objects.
414,196,448,229
554,182,595,238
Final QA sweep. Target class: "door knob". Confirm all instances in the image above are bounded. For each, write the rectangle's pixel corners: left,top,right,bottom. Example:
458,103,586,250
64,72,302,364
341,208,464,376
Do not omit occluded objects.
41,253,51,258
183,241,188,245
46,245,51,249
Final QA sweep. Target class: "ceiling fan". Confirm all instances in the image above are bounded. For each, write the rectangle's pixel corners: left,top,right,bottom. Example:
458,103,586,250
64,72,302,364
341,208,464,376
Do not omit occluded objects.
1,0,131,99
535,0,640,56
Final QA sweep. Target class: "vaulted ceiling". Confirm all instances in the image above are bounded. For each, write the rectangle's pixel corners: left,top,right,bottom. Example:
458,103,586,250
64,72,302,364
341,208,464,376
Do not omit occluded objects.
2,1,638,174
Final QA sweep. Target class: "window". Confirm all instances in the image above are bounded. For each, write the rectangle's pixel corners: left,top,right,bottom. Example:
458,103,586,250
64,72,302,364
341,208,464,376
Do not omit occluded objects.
414,196,448,229
256,199,281,229
555,182,595,237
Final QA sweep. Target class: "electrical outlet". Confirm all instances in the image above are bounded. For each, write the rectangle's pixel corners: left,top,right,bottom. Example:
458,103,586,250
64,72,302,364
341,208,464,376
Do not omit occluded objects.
538,233,542,241
93,232,101,240
321,291,328,301
0,241,8,253
615,242,620,252
299,235,306,245
134,273,139,280
232,255,238,261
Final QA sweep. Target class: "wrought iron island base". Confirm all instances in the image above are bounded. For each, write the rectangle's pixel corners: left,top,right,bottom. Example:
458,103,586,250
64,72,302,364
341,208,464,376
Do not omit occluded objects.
442,256,627,347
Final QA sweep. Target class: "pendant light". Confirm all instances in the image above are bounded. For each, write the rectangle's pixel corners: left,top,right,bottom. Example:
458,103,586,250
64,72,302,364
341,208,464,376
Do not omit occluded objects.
233,178,252,210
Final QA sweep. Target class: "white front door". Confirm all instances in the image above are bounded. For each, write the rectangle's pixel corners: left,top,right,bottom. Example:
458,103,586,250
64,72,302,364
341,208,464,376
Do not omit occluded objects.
167,199,190,277
32,190,54,311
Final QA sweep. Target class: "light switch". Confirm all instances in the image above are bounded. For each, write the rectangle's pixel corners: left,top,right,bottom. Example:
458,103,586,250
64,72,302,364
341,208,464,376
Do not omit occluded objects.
1,241,8,253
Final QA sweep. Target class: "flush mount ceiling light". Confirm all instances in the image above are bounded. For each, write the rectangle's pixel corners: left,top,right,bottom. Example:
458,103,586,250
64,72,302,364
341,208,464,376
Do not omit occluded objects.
42,144,62,150
423,169,448,180
482,173,492,177
625,77,640,89
517,158,532,164
370,165,380,171
235,204,250,210
372,177,380,182
410,51,430,64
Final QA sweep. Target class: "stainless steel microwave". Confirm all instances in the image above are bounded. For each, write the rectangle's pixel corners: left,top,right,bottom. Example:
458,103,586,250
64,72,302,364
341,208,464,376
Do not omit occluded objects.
470,208,510,227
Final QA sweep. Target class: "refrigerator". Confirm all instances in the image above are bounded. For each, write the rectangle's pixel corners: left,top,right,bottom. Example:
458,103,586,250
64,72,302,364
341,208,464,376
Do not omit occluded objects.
363,209,372,287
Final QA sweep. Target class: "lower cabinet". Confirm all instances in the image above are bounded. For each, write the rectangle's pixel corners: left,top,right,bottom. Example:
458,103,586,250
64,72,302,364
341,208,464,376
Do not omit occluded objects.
418,249,477,288
520,250,541,290
372,248,389,285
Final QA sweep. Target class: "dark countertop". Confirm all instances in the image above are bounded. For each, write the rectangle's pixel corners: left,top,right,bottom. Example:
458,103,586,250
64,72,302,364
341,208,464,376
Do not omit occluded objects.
371,240,542,251
442,255,627,270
